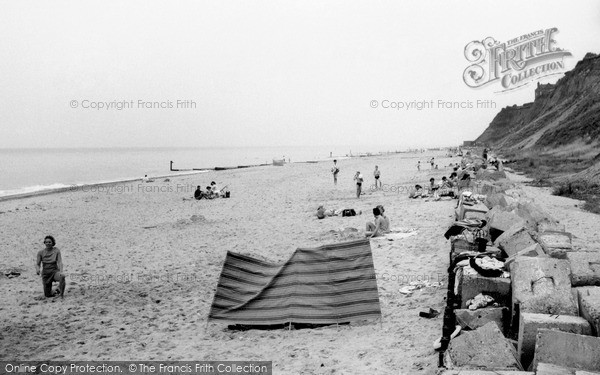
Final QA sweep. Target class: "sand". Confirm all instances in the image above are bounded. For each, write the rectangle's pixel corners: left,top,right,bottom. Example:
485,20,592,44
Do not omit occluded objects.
1,151,598,374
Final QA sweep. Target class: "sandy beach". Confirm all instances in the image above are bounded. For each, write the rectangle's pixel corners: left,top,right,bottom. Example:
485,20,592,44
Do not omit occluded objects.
1,151,598,374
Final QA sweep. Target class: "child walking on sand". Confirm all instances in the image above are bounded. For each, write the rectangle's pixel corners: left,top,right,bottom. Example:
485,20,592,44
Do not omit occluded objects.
354,171,363,198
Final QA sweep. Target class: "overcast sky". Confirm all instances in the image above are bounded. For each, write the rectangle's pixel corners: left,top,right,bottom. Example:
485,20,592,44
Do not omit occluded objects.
1,0,598,149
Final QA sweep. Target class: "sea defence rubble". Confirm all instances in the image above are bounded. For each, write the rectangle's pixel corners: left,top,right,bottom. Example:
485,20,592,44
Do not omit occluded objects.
439,158,600,374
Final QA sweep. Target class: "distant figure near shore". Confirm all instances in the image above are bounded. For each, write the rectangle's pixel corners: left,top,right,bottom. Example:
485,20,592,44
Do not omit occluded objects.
142,175,154,183
354,171,363,198
374,166,381,189
331,160,339,185
36,235,66,298
417,161,421,171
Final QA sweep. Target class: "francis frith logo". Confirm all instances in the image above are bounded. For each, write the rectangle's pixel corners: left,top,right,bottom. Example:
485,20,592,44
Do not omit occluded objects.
463,27,571,91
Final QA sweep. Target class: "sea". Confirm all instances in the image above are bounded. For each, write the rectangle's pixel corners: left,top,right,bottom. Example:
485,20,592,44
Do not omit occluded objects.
0,145,407,197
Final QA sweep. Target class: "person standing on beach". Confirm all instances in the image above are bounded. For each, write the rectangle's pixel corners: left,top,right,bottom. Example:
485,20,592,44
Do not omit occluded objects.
373,166,381,189
417,161,421,171
354,171,363,198
36,235,66,298
430,158,435,169
331,160,340,185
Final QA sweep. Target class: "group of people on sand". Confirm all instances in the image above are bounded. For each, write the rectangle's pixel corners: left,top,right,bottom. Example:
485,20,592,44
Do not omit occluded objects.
331,160,383,199
316,204,390,238
194,181,229,200
410,171,462,199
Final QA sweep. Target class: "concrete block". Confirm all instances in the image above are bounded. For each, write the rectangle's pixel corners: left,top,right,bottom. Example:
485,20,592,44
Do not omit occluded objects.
496,225,537,257
536,363,576,374
510,257,577,316
536,231,573,259
533,329,600,372
485,192,504,209
577,287,600,336
568,253,600,286
538,220,567,233
499,194,517,208
518,312,592,370
440,371,533,375
445,322,521,371
479,181,504,195
455,307,508,332
516,201,560,231
488,207,526,242
457,268,511,308
504,243,546,270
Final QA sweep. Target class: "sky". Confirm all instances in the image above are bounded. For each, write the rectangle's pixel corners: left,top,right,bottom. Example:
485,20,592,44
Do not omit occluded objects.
1,0,599,150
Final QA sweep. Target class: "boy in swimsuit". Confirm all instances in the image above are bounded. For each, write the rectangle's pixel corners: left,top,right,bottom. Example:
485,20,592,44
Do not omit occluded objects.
354,171,363,198
374,166,381,189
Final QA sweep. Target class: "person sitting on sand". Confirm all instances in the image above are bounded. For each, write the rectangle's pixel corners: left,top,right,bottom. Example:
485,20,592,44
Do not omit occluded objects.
36,235,66,298
317,206,339,219
194,186,203,200
365,207,388,238
210,181,221,197
428,178,440,199
317,206,361,219
448,173,458,188
438,177,455,197
409,184,426,198
377,205,390,232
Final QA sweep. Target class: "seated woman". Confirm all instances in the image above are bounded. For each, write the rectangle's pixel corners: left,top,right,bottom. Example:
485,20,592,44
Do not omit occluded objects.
377,205,390,232
409,184,426,198
428,178,440,198
365,207,389,238
438,176,455,197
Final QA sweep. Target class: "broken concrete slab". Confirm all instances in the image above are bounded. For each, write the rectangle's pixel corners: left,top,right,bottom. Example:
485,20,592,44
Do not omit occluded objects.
536,231,573,259
510,257,577,316
532,329,600,372
487,207,526,242
504,243,546,270
515,201,560,231
518,312,592,370
456,268,511,309
568,253,600,287
536,363,577,374
455,307,508,332
496,224,538,257
440,371,533,375
445,322,522,371
538,220,567,233
577,287,600,336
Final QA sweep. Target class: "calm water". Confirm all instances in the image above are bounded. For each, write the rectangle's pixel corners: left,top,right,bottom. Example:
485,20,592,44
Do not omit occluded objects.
0,145,403,196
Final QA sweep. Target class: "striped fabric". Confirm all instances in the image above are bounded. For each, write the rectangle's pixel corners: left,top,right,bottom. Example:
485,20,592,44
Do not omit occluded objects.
208,238,382,325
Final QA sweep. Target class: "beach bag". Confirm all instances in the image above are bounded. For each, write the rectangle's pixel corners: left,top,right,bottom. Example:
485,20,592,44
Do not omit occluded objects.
342,209,356,217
